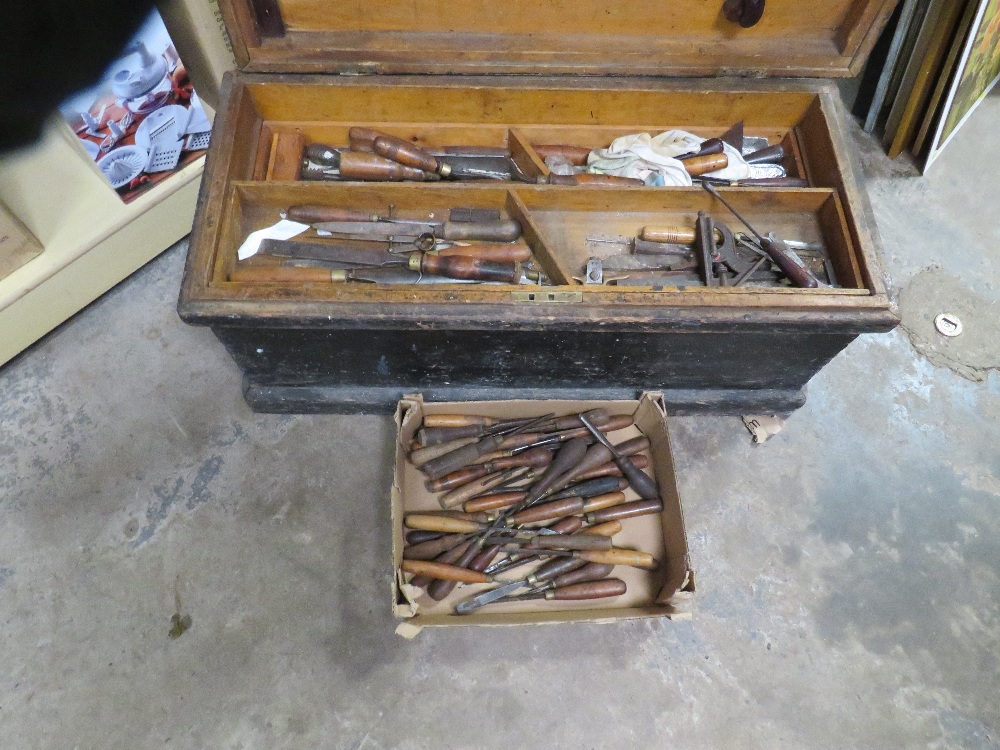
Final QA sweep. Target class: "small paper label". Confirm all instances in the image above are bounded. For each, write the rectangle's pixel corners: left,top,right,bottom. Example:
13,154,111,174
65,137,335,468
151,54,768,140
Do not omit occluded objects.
236,219,309,260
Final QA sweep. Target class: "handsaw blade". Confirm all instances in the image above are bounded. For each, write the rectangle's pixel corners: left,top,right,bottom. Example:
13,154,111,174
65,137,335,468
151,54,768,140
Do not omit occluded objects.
453,579,528,615
312,221,438,238
259,238,405,267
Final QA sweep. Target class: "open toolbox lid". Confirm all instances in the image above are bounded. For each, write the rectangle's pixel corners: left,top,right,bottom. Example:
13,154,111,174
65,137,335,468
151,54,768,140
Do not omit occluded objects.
219,0,900,78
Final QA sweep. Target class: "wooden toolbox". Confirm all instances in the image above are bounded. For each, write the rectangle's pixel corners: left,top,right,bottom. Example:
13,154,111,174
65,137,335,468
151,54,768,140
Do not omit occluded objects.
179,0,901,414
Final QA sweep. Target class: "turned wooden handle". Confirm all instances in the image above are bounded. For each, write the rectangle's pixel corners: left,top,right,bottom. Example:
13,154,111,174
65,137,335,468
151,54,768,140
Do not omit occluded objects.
423,415,497,428
488,447,553,470
550,516,584,534
440,220,522,243
426,466,489,493
546,173,644,186
548,579,627,600
404,533,468,561
602,415,635,432
511,496,584,525
762,237,820,288
285,205,377,223
581,520,623,537
579,549,658,570
339,151,436,182
544,409,611,432
229,266,332,283
348,127,383,152
530,557,587,584
530,534,612,551
407,541,473,589
404,514,482,534
551,563,615,588
577,454,649,482
525,437,591,503
580,491,628,513
418,424,487,446
586,499,664,525
682,152,729,176
415,254,521,284
405,529,442,545
463,491,526,514
410,437,479,468
401,559,490,584
427,540,483,599
532,144,592,166
436,244,532,263
421,437,502,480
373,135,441,174
640,226,697,244
439,469,522,508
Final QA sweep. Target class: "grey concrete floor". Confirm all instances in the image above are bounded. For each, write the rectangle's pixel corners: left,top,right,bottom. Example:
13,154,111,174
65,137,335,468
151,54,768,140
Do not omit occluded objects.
2,92,1000,749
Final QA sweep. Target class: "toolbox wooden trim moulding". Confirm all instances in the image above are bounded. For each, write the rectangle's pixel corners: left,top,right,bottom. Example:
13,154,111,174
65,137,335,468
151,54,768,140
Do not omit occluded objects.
179,1,900,414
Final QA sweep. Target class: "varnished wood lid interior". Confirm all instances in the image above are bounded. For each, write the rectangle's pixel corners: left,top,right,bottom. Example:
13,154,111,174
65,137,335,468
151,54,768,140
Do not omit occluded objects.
219,0,900,77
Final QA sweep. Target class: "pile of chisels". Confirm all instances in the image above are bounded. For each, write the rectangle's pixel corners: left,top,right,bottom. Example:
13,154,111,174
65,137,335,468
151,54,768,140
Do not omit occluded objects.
400,409,664,614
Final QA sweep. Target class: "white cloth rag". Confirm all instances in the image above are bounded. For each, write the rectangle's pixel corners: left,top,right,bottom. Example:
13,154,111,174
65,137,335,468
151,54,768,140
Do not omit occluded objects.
587,130,750,186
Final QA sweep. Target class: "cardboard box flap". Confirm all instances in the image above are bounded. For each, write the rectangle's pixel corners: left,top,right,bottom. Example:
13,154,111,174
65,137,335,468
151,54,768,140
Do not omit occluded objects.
220,0,899,78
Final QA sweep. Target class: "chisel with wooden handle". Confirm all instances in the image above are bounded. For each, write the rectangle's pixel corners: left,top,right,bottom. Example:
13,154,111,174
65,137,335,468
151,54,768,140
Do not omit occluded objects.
400,560,492,584
419,414,552,480
579,413,660,501
503,578,627,602
454,561,614,614
585,499,664,525
541,435,650,499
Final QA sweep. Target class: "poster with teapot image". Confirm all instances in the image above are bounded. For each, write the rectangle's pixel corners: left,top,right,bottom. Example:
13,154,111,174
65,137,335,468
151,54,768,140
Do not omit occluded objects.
59,9,212,203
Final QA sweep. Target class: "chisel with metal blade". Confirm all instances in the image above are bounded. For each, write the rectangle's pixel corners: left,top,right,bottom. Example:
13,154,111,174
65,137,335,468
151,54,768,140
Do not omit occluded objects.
313,219,522,243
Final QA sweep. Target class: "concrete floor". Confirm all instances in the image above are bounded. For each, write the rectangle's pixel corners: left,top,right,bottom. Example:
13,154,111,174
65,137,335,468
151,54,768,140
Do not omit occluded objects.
2,91,1000,749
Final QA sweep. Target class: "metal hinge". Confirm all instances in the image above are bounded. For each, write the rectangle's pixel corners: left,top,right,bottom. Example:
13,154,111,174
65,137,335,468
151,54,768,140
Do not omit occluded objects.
511,290,583,304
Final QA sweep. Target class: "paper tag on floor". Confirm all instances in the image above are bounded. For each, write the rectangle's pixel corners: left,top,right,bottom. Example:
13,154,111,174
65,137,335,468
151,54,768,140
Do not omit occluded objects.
237,219,309,260
742,415,785,444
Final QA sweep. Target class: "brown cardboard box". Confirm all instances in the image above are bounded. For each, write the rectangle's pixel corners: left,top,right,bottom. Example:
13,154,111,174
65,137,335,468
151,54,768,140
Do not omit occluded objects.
391,393,695,633
0,201,43,280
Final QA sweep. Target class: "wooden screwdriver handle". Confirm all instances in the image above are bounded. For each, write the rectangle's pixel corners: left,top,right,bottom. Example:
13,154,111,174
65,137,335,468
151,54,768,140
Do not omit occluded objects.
463,491,526,514
348,127,382,152
586,499,664,525
580,491,628,513
436,244,532,263
423,415,497,428
524,437,590,503
440,220,522,243
373,135,442,174
551,563,615,588
339,151,437,182
426,465,489,493
682,152,729,176
404,533,469,561
404,515,483,534
414,253,522,284
547,579,627,600
532,144,592,166
285,205,376,223
440,468,523,508
640,226,697,244
580,520,623,537
511,496,584,525
576,454,649,482
408,541,473,589
579,549,657,570
402,559,491,584
410,437,479,468
428,539,484,600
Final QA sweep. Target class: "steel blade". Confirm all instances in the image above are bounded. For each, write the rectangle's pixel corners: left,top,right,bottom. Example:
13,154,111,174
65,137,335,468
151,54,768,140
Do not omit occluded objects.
312,221,438,238
453,579,527,615
259,239,404,268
